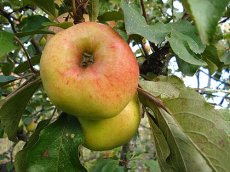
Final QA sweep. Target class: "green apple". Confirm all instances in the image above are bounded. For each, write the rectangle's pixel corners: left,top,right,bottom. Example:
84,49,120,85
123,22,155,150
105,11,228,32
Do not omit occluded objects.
40,22,139,120
78,97,141,151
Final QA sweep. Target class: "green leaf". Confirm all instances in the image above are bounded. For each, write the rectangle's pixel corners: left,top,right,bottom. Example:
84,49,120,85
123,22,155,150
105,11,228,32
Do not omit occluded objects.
183,0,229,44
168,29,206,66
0,31,19,59
0,77,41,141
144,160,161,172
42,21,73,29
14,55,41,74
19,15,51,32
176,57,199,76
121,0,170,44
0,75,17,86
139,89,213,172
1,62,14,76
140,92,213,171
15,113,87,172
218,109,230,136
122,1,207,67
140,76,230,171
202,45,223,74
98,11,124,21
16,30,54,38
147,115,172,172
32,0,56,17
90,159,125,172
89,0,100,22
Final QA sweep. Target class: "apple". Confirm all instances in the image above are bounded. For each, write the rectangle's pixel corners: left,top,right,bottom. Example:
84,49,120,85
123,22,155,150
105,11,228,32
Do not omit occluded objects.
78,97,141,151
40,22,139,120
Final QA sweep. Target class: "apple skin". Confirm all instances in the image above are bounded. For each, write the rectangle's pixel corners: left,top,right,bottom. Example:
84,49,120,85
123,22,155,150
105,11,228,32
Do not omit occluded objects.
40,22,139,120
78,97,141,151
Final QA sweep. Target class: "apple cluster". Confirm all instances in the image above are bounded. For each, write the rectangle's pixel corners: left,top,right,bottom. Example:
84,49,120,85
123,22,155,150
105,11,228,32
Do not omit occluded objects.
40,22,140,151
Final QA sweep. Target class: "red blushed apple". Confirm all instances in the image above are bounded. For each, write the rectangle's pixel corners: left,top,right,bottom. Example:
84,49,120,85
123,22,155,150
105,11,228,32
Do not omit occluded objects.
40,22,139,120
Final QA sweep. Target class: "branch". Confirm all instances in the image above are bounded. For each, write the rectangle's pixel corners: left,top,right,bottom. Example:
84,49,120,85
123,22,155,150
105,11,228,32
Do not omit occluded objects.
14,36,38,74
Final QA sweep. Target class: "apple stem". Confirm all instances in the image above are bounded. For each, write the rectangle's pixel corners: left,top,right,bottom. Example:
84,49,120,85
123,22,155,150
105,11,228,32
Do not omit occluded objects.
80,52,94,67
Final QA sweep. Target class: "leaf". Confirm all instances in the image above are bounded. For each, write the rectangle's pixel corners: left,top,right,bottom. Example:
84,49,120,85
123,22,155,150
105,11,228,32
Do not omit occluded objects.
139,80,181,99
0,75,17,86
32,0,56,17
90,159,125,172
219,109,230,136
147,115,172,172
1,62,14,76
98,11,124,21
89,0,100,22
16,30,54,38
19,15,50,32
176,57,199,76
121,1,207,66
144,160,161,172
139,89,213,172
14,55,41,74
139,76,230,172
0,31,19,59
202,45,223,74
121,0,170,44
168,29,206,66
0,77,41,141
15,113,87,172
183,0,229,44
42,21,73,29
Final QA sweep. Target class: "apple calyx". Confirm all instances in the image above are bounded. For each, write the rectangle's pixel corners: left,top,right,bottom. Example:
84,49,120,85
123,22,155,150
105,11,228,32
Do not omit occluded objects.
80,52,94,67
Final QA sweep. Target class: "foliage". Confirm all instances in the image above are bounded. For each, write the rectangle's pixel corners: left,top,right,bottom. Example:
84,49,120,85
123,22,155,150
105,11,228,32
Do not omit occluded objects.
0,0,229,171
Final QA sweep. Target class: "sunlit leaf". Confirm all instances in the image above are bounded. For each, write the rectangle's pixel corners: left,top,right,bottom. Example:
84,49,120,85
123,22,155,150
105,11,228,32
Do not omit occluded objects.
139,76,230,171
139,88,213,171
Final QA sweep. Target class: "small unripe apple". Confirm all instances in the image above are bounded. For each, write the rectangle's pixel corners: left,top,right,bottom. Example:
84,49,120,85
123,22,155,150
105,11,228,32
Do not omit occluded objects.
78,97,141,151
40,22,139,120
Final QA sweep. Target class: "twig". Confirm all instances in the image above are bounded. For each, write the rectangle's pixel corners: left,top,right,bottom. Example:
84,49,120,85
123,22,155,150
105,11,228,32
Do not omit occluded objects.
30,38,41,54
119,143,129,171
218,17,229,24
199,70,230,87
14,36,38,74
140,0,147,22
194,88,230,94
219,93,230,106
71,0,77,21
171,0,174,22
